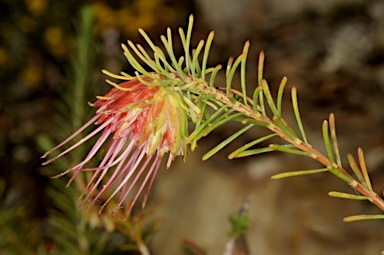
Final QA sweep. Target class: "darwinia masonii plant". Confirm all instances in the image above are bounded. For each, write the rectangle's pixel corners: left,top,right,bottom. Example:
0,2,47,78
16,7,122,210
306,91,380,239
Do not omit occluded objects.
43,15,384,225
42,75,191,215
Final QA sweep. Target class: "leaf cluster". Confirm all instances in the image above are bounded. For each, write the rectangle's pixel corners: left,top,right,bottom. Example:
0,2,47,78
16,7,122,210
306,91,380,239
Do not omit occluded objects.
123,14,384,222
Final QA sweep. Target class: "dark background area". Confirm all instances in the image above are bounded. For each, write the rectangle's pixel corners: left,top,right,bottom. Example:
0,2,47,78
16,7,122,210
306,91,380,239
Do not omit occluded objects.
1,0,384,254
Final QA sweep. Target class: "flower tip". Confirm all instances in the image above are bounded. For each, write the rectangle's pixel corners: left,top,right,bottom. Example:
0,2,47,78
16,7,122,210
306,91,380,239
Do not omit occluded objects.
52,170,70,179
142,195,148,209
42,157,57,166
125,209,132,218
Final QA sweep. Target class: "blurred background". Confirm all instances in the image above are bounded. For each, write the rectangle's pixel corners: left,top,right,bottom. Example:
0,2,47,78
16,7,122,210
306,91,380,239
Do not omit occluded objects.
2,0,384,254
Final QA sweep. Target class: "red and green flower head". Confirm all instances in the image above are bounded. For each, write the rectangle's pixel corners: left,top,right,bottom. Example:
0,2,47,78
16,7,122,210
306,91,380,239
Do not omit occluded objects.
92,75,188,160
42,15,222,216
42,74,192,215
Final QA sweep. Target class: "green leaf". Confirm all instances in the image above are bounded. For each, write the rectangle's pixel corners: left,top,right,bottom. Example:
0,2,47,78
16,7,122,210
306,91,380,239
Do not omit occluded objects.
272,116,298,140
198,112,243,139
240,41,250,106
154,49,175,74
127,40,160,73
191,40,204,78
258,51,265,87
271,168,328,179
347,154,367,186
202,124,254,160
208,65,222,89
276,76,287,117
187,107,228,149
343,214,384,222
322,120,334,163
226,53,245,94
178,15,193,74
160,28,186,79
240,118,268,126
269,144,312,157
291,86,308,143
122,44,152,78
234,147,275,158
252,86,263,113
228,211,249,238
255,53,267,114
327,165,354,183
358,147,373,192
201,31,214,79
329,113,341,166
261,79,279,116
229,133,277,159
328,191,368,200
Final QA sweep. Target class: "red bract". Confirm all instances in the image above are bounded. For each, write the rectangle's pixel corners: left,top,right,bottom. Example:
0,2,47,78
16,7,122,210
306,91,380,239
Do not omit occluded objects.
42,75,188,215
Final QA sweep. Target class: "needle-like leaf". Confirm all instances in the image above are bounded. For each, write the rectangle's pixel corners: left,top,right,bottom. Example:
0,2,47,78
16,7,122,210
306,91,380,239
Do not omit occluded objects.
343,214,384,222
291,86,308,143
328,191,368,200
234,147,275,158
190,40,204,78
209,65,222,89
269,144,312,157
277,76,287,117
329,113,341,166
347,154,367,186
252,86,263,113
226,54,246,95
229,133,277,159
178,15,194,73
358,147,373,191
240,41,250,106
322,120,334,163
261,79,279,116
202,124,254,160
272,116,298,140
258,51,264,87
201,32,214,80
271,168,328,179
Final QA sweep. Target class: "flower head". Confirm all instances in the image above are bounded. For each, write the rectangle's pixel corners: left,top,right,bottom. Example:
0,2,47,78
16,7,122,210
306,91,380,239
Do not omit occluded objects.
42,74,189,215
42,15,221,216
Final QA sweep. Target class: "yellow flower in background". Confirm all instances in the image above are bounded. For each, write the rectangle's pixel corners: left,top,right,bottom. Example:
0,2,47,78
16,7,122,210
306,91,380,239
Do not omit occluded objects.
19,16,37,33
92,0,177,37
44,26,70,58
22,65,42,88
92,2,118,33
25,0,47,16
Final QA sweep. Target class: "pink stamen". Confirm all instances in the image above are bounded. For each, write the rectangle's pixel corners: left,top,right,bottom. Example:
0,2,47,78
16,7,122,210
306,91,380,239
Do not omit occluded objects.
65,127,113,186
79,138,123,200
116,145,143,200
96,140,136,192
98,147,147,214
41,114,101,159
43,117,113,165
81,139,134,205
114,154,153,214
142,156,161,209
129,156,161,215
